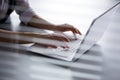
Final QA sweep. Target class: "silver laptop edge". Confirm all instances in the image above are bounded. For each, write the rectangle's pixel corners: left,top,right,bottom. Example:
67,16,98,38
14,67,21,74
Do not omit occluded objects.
73,2,120,62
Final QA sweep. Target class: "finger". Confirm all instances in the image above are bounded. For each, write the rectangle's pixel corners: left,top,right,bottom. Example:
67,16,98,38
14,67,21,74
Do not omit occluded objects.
60,24,81,34
71,27,81,34
35,43,57,48
75,28,82,35
35,43,69,49
48,34,70,42
52,36,69,42
54,31,71,41
70,28,82,37
70,29,81,40
57,38,69,47
61,45,69,49
56,28,78,40
39,34,70,42
36,34,70,48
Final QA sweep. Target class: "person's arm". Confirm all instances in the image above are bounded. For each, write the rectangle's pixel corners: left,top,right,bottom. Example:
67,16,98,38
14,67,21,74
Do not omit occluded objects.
28,15,81,35
0,29,31,44
14,0,81,36
0,29,69,48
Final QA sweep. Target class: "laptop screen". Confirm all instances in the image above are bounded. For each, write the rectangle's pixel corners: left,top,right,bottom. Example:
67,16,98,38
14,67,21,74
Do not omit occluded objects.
73,2,120,61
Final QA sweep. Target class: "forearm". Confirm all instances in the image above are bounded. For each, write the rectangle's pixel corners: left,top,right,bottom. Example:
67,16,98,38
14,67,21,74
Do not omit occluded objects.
28,15,57,31
0,29,32,44
0,29,56,44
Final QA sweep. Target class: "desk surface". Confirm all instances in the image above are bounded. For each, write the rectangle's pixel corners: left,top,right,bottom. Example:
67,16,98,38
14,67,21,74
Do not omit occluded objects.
0,41,103,80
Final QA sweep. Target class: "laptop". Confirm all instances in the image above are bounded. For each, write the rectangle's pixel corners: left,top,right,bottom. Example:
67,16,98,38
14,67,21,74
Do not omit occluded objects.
28,2,120,61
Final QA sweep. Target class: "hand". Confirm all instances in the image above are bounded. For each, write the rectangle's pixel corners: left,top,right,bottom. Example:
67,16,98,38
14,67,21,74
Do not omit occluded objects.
21,32,70,48
34,24,81,48
28,16,81,39
53,24,81,40
35,33,70,48
55,24,81,35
